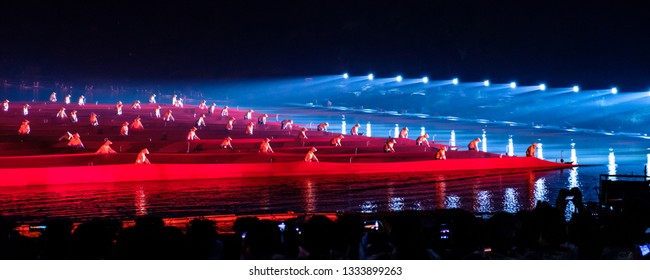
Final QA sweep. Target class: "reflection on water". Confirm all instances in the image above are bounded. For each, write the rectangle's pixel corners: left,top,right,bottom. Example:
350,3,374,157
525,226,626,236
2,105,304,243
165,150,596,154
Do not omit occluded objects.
474,190,494,213
386,185,404,212
534,178,548,204
360,201,377,213
414,201,424,211
389,197,405,212
0,167,610,222
135,186,148,216
569,168,580,189
608,149,617,180
304,179,316,212
445,195,461,209
503,188,520,213
435,179,447,209
259,186,271,212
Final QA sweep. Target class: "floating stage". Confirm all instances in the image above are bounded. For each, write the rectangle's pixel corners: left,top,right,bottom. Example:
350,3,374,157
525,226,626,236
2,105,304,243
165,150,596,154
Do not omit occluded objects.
0,102,571,187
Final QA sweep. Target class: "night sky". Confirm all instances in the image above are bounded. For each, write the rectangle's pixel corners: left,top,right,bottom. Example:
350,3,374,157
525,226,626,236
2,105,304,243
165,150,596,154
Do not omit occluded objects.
2,0,650,90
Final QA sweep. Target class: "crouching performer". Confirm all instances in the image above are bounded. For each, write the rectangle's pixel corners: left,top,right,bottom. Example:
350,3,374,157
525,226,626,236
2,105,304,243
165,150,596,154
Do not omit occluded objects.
259,138,274,153
435,146,447,160
304,147,319,162
384,138,397,153
468,138,481,151
135,148,151,164
330,135,344,147
68,133,85,149
96,139,117,154
416,134,430,147
220,137,233,150
18,120,30,135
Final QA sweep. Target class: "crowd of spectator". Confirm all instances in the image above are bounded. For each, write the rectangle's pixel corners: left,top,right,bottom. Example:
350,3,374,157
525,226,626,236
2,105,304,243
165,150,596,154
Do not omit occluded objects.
2,193,650,260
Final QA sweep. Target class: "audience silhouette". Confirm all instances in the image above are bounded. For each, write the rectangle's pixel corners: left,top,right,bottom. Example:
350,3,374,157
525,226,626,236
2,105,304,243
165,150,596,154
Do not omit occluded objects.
2,193,650,260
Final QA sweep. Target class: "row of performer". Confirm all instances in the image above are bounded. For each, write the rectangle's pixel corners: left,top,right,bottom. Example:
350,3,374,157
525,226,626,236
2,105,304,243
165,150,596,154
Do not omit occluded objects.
8,96,539,158
42,125,536,161
74,137,449,165
16,119,536,158
46,91,220,110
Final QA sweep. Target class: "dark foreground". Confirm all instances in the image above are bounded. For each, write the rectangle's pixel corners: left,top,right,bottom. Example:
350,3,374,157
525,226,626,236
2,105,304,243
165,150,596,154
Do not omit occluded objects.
2,197,650,260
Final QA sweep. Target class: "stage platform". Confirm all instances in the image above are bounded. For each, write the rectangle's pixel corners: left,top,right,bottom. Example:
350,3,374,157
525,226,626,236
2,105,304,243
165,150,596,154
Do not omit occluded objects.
0,102,572,187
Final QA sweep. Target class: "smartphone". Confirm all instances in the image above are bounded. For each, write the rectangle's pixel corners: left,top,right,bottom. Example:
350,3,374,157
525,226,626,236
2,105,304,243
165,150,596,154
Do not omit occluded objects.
638,244,650,257
363,220,383,232
440,224,451,239
29,225,47,232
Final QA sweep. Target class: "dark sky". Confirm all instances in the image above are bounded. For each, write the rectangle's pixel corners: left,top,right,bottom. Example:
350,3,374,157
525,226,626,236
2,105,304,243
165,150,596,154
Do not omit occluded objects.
2,0,650,90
